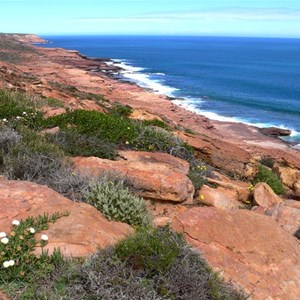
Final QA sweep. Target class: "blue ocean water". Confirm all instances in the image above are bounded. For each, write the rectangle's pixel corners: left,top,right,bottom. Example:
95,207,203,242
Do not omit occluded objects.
42,35,300,144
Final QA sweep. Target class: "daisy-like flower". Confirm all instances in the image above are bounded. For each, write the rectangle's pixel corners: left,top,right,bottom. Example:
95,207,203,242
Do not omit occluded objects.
41,234,48,241
8,260,15,266
22,111,27,115
29,227,35,234
0,232,6,238
12,220,20,226
2,118,8,122
3,261,10,268
1,237,9,244
16,116,21,120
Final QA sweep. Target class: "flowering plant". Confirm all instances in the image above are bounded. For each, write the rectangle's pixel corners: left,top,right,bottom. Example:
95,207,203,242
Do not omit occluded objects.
0,211,68,282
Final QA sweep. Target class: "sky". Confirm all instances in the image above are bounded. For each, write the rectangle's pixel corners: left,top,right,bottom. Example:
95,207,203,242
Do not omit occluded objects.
1,0,300,37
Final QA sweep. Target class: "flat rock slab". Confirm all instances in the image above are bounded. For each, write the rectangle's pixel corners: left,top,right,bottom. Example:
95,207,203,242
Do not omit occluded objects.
172,207,300,300
73,151,194,203
0,180,133,257
253,200,300,235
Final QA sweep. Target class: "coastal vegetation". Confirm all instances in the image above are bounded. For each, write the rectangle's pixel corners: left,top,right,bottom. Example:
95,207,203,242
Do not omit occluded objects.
0,87,247,299
253,164,285,195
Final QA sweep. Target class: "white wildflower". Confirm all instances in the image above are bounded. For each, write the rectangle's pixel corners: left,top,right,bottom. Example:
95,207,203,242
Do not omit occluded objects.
22,111,27,115
3,261,10,268
41,234,48,241
0,232,6,238
8,260,15,266
2,118,7,122
16,116,21,120
1,237,9,244
12,220,20,226
29,227,35,234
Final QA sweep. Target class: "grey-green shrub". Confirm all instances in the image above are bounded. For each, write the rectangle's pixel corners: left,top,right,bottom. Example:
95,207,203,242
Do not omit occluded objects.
84,180,151,227
253,165,285,195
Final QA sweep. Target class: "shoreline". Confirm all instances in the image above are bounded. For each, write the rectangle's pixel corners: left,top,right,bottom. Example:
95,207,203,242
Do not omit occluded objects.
89,53,300,148
34,35,299,146
2,33,300,172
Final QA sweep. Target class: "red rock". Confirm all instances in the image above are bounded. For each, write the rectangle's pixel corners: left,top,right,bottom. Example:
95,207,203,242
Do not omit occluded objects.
73,151,194,203
43,107,66,118
274,163,300,197
253,182,282,208
198,185,241,209
0,180,133,257
258,127,292,137
253,200,300,235
172,207,300,300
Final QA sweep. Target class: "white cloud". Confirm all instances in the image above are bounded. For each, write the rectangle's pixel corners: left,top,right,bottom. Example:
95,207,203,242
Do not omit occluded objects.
75,8,300,23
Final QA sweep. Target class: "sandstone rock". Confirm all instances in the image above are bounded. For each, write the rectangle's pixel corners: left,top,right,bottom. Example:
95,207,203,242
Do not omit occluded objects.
274,163,300,197
253,200,300,235
258,127,292,137
129,109,164,122
39,126,60,136
198,185,241,209
0,180,133,257
43,107,66,118
176,131,255,178
172,207,300,300
207,172,250,203
153,217,171,227
73,151,194,203
253,182,282,208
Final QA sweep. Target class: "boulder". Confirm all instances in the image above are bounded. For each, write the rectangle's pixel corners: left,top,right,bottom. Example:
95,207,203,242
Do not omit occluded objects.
207,172,250,203
198,185,241,209
258,127,292,137
274,163,300,197
73,151,194,203
253,182,282,208
0,180,133,257
176,131,256,178
253,200,300,235
172,207,300,300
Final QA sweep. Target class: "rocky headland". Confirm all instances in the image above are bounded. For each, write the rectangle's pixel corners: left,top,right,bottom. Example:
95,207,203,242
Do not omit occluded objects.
0,33,300,299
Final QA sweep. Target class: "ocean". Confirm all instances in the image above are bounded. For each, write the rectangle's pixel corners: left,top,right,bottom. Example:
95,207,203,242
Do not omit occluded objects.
41,35,300,144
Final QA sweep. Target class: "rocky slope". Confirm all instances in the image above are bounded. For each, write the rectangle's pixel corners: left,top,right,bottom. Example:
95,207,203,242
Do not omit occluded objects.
1,33,300,299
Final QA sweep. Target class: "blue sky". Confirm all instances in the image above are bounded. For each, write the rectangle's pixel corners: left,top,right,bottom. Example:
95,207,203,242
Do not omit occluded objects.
1,0,300,37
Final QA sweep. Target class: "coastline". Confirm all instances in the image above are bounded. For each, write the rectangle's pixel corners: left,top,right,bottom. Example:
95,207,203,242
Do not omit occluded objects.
2,33,300,172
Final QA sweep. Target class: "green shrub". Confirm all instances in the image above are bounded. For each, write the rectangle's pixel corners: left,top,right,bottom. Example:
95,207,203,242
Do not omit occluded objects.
84,180,151,227
188,168,208,191
109,102,133,117
41,109,138,144
142,119,169,129
44,97,65,108
253,165,285,195
19,227,245,299
45,130,117,160
131,126,183,152
115,227,183,276
0,212,67,293
0,90,43,128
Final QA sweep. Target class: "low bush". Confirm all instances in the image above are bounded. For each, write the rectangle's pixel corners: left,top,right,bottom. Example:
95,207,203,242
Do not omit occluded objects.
84,180,150,227
45,130,117,160
109,102,133,117
0,90,43,128
253,165,285,195
142,119,169,129
0,212,67,297
32,227,245,300
44,97,65,108
41,109,138,144
131,126,183,152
